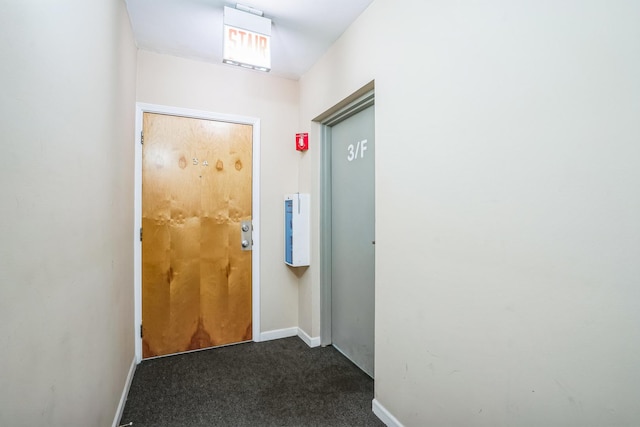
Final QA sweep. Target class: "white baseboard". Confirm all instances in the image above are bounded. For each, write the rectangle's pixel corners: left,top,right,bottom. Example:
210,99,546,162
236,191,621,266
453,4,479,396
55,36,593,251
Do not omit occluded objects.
297,327,321,348
259,327,298,342
112,356,137,427
258,327,320,348
372,399,404,427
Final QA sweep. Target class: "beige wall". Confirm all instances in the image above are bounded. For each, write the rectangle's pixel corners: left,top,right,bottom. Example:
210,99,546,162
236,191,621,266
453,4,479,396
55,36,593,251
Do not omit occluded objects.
2,1,638,425
0,1,137,425
136,51,301,333
300,0,640,425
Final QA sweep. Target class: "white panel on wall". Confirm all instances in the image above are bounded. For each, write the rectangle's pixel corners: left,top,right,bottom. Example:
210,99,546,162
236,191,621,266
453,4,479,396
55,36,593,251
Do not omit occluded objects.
285,193,310,267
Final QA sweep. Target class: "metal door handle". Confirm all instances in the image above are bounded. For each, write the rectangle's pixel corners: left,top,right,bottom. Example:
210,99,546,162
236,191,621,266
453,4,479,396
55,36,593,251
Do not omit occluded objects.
240,220,252,251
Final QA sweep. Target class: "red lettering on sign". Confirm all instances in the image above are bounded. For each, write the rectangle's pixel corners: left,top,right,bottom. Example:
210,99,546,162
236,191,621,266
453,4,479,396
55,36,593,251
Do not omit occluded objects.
259,36,267,57
225,25,270,66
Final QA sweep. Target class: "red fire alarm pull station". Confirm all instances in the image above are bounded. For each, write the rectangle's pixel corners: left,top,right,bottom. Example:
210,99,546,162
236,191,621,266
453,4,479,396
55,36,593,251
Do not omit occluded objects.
296,133,308,151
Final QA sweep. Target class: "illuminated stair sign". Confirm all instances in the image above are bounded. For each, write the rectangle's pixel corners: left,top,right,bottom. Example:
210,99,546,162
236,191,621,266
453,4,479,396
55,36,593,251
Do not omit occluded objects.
223,6,271,72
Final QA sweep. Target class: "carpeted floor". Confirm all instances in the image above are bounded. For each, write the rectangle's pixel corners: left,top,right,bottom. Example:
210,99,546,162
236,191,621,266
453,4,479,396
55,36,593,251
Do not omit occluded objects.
119,336,385,426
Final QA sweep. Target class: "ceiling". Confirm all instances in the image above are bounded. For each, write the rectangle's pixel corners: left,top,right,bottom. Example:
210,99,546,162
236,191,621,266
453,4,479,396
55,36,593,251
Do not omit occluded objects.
125,0,374,80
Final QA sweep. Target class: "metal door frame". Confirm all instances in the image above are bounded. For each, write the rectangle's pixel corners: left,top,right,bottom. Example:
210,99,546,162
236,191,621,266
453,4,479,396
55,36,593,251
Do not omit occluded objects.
133,103,261,363
316,87,375,347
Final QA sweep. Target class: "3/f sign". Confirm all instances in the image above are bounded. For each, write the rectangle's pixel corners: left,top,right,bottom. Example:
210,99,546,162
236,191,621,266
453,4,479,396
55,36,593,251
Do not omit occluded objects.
347,139,368,162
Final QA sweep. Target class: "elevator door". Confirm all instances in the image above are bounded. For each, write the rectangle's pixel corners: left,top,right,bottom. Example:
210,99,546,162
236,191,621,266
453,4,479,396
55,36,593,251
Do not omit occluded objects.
331,104,375,377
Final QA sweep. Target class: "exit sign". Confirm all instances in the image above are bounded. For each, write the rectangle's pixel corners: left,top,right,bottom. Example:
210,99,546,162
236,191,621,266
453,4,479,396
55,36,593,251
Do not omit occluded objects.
223,25,271,71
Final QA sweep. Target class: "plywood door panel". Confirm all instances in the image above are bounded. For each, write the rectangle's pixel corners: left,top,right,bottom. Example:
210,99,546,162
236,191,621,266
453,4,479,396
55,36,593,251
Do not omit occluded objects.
142,112,252,358
200,119,253,346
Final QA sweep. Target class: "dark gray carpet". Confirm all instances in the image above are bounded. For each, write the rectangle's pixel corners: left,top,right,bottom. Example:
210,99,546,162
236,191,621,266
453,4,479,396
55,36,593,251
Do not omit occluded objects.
119,336,385,426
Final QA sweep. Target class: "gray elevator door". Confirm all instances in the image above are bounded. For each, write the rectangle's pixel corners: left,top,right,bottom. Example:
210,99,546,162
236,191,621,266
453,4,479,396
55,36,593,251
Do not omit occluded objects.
331,104,375,377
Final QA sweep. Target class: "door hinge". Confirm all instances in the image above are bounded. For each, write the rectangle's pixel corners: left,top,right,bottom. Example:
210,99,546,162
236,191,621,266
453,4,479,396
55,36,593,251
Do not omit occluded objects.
140,130,144,144
139,227,142,242
140,324,143,338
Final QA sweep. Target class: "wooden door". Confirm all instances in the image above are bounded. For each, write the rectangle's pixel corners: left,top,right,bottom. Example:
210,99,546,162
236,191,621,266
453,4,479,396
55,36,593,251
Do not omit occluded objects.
141,112,253,359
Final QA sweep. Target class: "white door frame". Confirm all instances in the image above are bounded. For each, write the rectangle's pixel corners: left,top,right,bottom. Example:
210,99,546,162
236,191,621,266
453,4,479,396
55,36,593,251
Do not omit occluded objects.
133,102,261,363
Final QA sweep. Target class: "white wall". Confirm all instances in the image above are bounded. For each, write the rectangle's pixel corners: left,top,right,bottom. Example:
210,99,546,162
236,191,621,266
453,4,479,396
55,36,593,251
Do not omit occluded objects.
0,1,137,425
136,51,300,333
300,1,640,425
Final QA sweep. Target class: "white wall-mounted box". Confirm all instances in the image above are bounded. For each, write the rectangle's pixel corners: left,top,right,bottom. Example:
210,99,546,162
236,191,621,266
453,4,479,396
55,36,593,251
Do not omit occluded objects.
284,193,310,267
